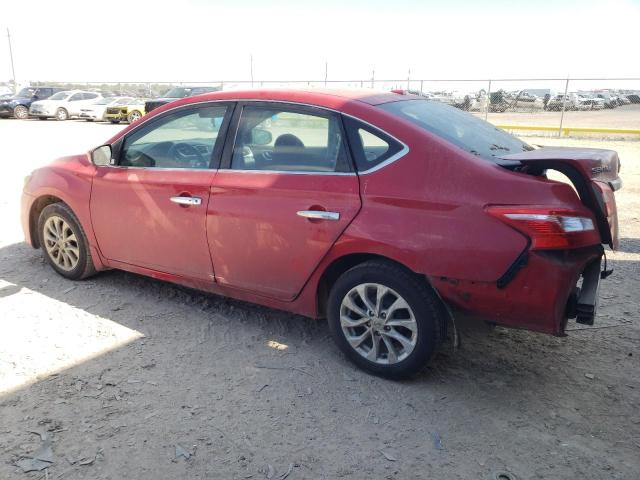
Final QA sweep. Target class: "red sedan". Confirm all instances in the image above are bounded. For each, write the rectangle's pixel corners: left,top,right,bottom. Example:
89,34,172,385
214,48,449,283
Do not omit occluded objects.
21,89,621,378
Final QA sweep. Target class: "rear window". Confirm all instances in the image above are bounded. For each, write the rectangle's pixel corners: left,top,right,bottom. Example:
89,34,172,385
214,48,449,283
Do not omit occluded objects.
379,99,532,162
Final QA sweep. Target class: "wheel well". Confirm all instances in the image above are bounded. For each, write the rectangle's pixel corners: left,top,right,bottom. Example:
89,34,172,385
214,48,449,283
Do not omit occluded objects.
316,253,421,319
29,195,63,248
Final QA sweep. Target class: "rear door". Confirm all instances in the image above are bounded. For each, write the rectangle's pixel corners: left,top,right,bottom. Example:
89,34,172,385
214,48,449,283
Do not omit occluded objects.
207,102,361,301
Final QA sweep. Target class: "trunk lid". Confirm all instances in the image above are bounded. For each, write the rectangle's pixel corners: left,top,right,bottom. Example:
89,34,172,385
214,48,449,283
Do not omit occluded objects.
500,147,621,249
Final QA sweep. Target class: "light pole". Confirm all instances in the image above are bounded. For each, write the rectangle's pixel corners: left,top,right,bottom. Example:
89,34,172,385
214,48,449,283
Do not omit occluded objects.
250,54,254,87
7,28,17,94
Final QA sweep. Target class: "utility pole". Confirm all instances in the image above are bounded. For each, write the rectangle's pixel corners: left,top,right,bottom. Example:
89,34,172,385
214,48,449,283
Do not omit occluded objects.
250,54,254,87
324,60,328,87
7,28,16,94
371,69,375,88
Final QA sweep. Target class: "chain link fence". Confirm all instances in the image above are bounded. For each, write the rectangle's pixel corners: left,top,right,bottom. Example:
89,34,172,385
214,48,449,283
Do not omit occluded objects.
19,77,640,137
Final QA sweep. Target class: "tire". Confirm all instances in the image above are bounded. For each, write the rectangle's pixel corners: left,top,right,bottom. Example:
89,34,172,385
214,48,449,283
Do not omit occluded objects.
13,105,29,119
37,203,96,280
327,260,445,379
127,110,142,123
55,108,69,121
109,119,121,124
38,117,48,120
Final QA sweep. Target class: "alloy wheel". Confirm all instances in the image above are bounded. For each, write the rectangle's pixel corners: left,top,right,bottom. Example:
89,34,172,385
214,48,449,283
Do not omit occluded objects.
340,283,418,365
14,105,28,119
128,111,141,122
43,215,80,271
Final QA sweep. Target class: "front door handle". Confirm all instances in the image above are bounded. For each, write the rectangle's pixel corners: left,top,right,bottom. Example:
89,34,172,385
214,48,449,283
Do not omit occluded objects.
297,210,340,221
170,196,202,206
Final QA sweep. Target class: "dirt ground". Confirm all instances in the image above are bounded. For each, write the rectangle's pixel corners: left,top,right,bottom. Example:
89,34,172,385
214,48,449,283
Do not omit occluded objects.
0,119,639,480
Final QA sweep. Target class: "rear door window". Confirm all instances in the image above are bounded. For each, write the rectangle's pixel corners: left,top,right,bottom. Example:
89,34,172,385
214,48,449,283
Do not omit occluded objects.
230,105,351,173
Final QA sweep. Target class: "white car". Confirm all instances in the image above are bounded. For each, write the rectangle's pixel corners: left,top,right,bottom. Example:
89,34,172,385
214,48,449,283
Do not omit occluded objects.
78,96,134,122
29,90,103,120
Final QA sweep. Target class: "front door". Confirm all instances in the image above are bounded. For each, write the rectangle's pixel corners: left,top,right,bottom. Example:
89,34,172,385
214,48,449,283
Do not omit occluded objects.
208,103,361,301
91,103,232,281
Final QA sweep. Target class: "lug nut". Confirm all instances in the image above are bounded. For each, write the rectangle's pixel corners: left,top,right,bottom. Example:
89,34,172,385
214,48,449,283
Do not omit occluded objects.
380,312,386,319
384,326,391,331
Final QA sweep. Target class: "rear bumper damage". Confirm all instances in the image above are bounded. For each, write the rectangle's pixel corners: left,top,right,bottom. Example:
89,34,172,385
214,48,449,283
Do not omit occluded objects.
432,246,604,335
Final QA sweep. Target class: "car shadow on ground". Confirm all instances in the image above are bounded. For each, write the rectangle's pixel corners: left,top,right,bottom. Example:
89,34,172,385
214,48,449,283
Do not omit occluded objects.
0,240,624,389
1,240,638,479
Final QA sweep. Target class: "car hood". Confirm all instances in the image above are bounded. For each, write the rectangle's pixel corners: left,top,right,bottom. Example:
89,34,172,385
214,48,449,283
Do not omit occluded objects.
0,96,28,103
32,99,64,107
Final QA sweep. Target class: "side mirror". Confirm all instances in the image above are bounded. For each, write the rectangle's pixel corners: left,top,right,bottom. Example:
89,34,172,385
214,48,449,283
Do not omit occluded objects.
251,128,272,146
91,145,112,166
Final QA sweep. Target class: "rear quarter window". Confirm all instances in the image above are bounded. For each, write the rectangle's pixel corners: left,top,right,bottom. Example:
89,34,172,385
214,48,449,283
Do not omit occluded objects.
343,116,404,172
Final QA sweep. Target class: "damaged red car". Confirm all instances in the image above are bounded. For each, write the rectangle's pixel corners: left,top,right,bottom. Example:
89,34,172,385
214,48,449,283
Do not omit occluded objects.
21,89,621,378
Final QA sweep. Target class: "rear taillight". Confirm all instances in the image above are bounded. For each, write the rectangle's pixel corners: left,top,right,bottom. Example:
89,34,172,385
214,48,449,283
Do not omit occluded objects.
487,207,601,250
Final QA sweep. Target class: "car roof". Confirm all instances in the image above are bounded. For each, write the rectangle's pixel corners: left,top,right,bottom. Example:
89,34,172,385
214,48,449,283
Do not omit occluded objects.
168,88,412,110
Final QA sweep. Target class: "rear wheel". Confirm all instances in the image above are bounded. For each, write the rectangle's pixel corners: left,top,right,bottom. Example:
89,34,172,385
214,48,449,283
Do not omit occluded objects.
327,260,444,379
13,105,29,119
127,110,142,123
55,108,69,121
38,203,96,280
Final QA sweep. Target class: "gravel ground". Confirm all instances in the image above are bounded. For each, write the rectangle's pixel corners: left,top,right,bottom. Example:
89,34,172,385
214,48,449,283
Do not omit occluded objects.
0,119,638,479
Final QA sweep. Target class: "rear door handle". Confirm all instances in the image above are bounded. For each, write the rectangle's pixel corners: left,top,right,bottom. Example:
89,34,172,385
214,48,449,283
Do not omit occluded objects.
297,210,340,221
170,196,202,206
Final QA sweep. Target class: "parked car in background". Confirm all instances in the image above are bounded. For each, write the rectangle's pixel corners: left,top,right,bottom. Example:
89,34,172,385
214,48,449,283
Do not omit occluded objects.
0,86,64,119
144,86,221,114
29,90,103,120
79,97,134,122
105,98,146,123
616,95,631,106
546,93,580,111
0,92,13,100
577,94,605,110
21,89,621,378
593,92,617,109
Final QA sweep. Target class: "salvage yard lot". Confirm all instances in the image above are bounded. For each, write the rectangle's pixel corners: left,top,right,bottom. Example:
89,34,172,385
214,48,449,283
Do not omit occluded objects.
0,119,639,479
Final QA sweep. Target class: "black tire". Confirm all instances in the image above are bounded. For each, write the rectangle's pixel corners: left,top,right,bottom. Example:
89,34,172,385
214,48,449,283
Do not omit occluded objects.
37,203,96,280
55,108,69,121
13,105,29,119
327,260,445,379
109,119,121,124
38,117,48,121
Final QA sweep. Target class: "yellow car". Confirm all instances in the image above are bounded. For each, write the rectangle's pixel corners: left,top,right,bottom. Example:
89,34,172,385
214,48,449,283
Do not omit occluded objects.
105,98,146,124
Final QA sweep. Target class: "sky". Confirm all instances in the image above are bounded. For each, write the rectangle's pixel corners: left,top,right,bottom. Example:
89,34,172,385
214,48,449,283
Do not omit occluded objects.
1,0,639,88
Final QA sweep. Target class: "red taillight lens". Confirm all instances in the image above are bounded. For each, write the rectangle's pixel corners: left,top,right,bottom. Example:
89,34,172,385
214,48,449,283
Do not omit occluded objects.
486,207,601,250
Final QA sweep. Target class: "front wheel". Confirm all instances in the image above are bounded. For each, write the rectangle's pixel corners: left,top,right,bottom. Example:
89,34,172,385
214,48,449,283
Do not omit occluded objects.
13,105,29,119
55,108,69,121
327,260,445,379
38,203,96,280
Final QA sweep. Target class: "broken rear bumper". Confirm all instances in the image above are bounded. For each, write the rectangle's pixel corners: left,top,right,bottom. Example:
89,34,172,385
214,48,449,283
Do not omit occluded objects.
432,246,604,335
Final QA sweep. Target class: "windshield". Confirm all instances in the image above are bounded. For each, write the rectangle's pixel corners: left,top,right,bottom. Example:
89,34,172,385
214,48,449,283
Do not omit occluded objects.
49,92,71,101
379,99,532,162
162,87,193,98
17,88,37,97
